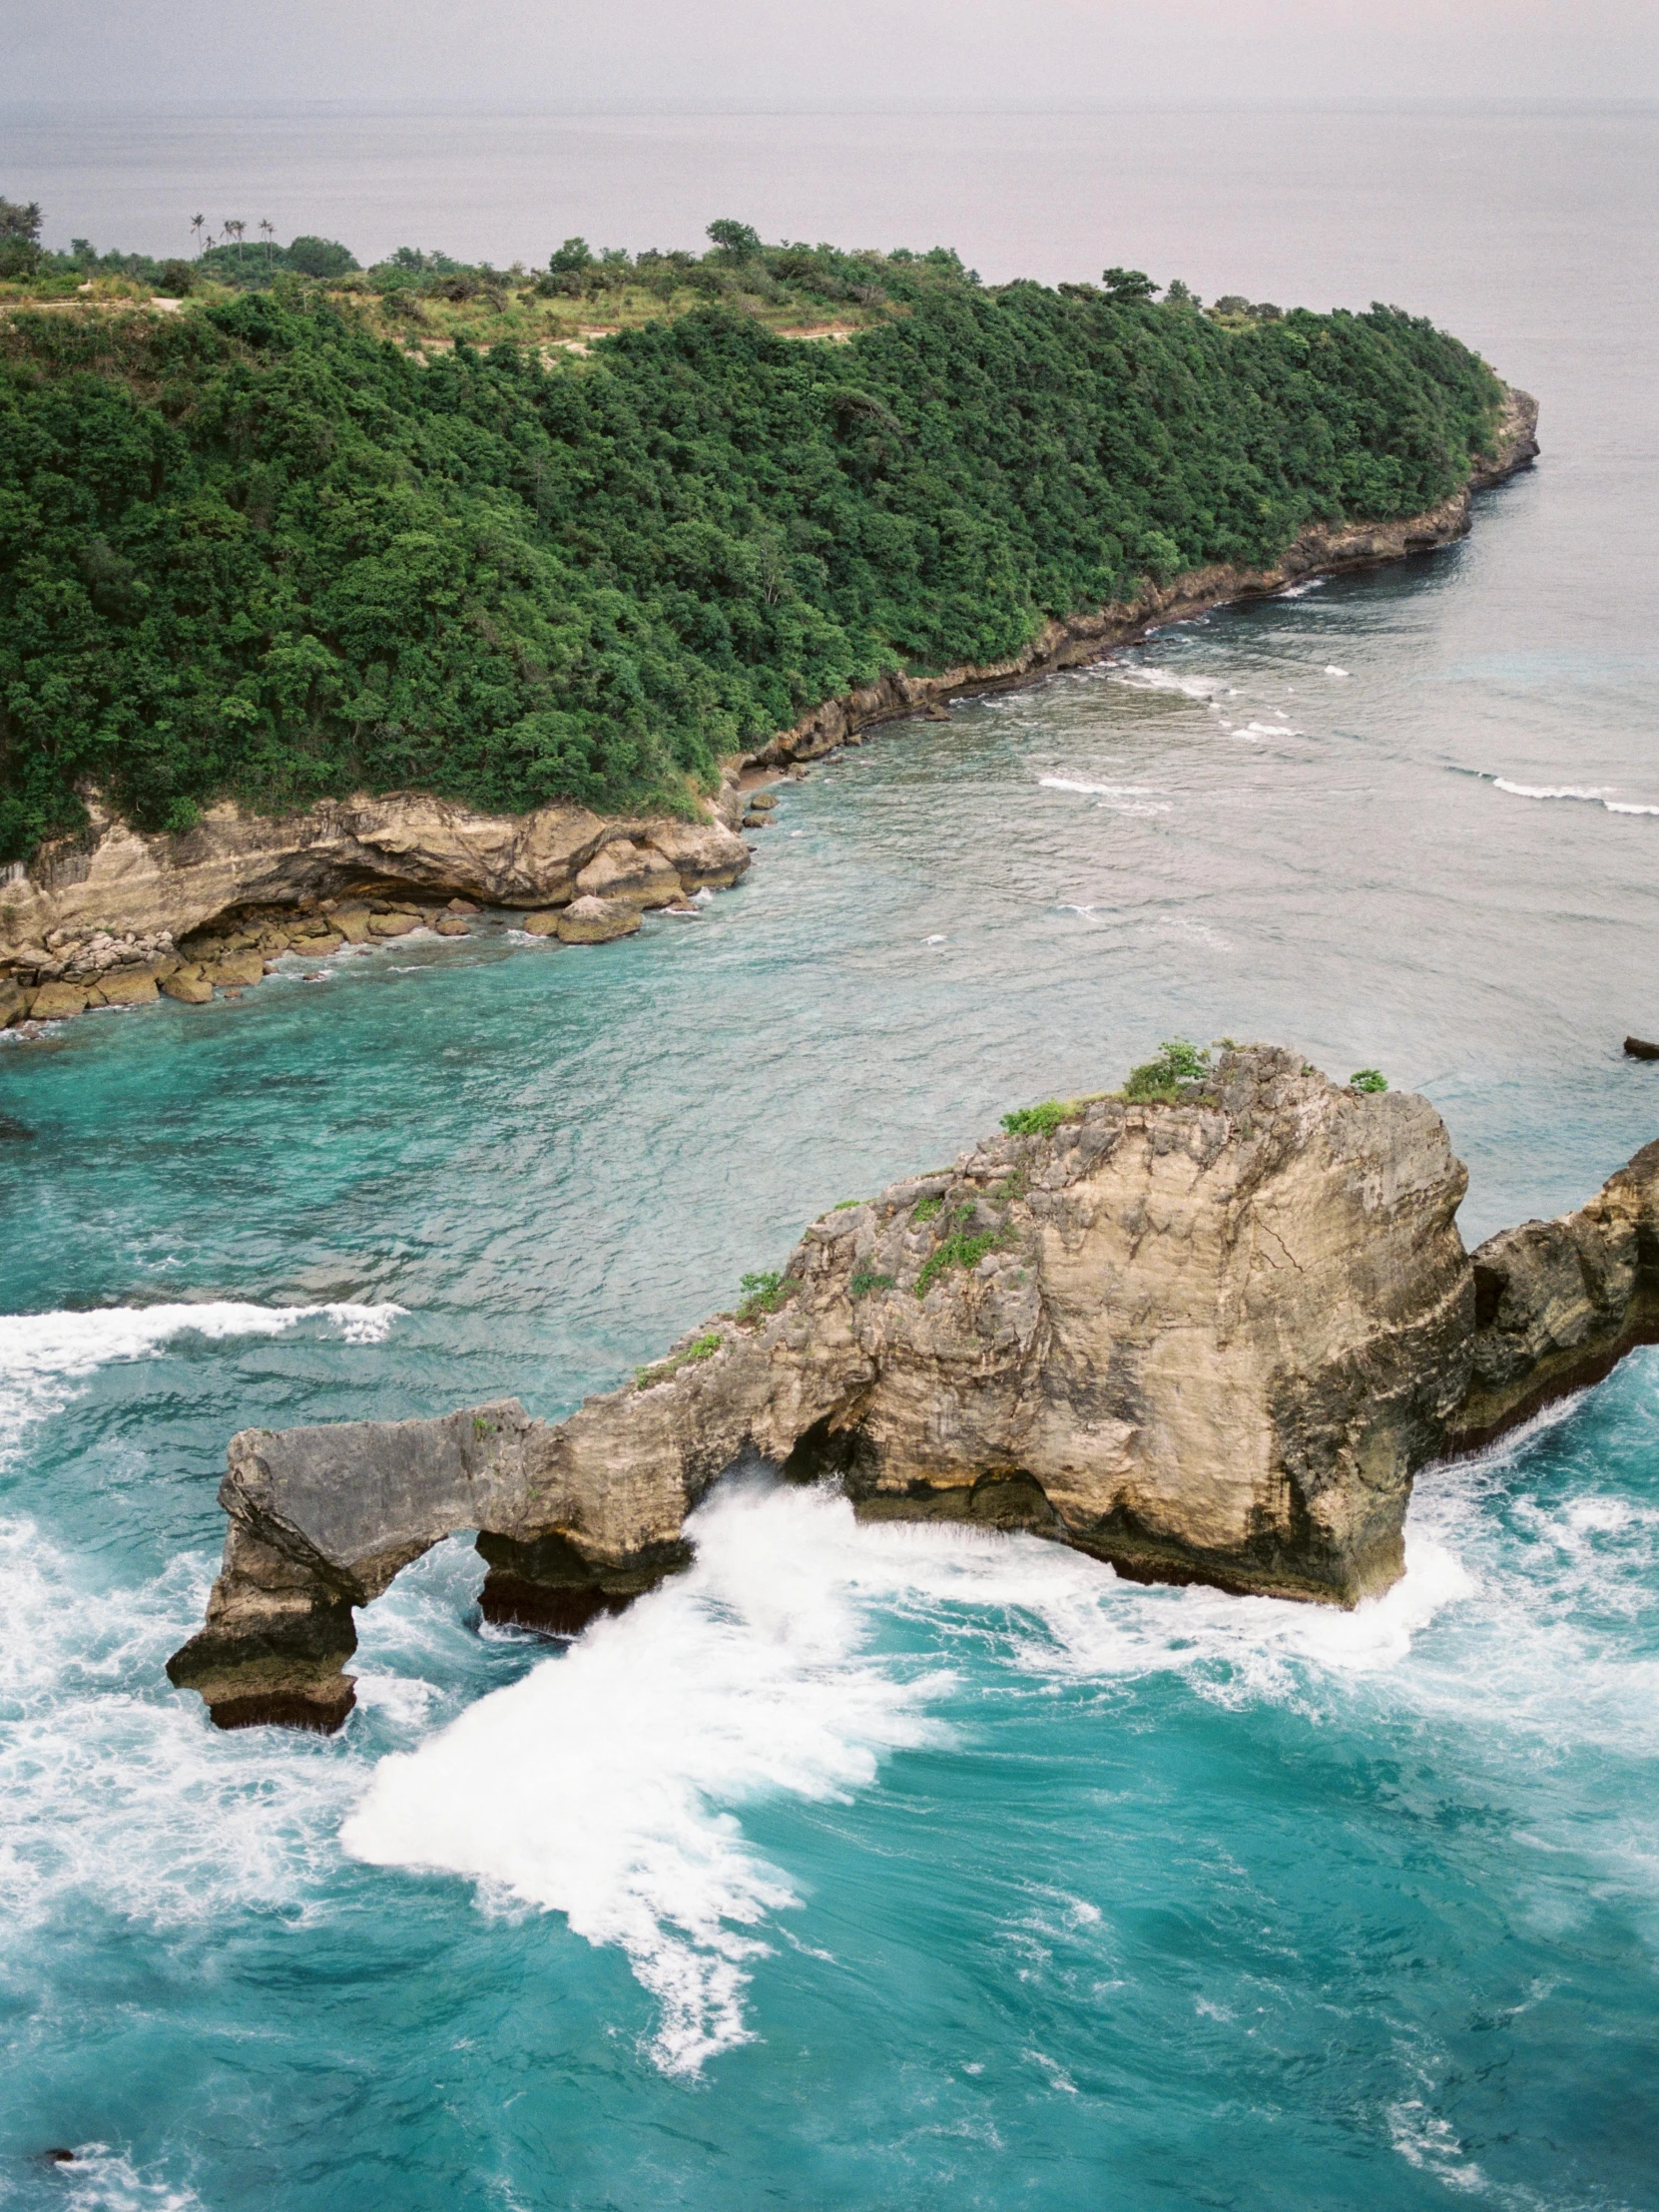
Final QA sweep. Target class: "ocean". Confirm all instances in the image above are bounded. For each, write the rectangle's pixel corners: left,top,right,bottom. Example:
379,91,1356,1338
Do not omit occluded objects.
1,103,1657,2210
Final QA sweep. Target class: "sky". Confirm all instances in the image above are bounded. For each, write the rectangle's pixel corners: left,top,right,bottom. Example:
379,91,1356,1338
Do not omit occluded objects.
3,0,1657,112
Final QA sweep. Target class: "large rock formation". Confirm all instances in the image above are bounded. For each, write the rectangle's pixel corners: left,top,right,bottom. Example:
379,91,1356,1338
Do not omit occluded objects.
1449,1140,1659,1451
171,1046,1497,1731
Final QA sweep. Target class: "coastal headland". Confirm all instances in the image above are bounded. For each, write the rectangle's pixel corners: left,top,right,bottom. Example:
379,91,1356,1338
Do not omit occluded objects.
168,1036,1656,1733
1,390,1537,1039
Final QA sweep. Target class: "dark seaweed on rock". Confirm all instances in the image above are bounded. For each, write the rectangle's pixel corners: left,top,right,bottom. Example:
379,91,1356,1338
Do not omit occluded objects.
0,266,1501,860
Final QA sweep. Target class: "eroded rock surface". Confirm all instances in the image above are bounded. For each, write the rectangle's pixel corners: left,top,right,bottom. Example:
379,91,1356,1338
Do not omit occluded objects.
170,1048,1490,1730
1,794,751,1029
1449,1140,1659,1450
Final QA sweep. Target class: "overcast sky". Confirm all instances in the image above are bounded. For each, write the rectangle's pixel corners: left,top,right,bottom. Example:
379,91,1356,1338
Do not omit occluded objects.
4,0,1657,111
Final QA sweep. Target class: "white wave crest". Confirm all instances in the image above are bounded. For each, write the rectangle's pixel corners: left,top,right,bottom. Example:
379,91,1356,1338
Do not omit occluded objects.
1491,778,1659,818
53,2143,206,2212
1038,778,1172,813
341,1472,1483,2076
0,1300,405,1465
0,1518,366,1939
1493,779,1612,801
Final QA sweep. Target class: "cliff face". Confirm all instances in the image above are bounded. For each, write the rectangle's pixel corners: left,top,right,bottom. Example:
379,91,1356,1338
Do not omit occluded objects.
3,392,1536,1009
168,1047,1481,1730
0,793,749,963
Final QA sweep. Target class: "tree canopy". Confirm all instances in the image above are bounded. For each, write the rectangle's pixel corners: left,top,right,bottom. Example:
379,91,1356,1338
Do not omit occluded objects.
0,246,1502,860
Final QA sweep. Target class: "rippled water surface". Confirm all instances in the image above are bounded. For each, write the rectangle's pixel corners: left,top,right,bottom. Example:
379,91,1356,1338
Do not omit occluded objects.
2,105,1658,2212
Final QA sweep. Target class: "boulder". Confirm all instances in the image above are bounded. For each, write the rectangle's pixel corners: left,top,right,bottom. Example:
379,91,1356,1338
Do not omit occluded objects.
643,820,753,890
574,838,683,908
521,910,562,937
555,895,642,945
205,949,266,987
367,911,418,938
1449,1140,1659,1450
27,981,89,1021
0,975,26,1026
97,967,162,1006
432,915,471,937
162,969,215,1004
333,908,372,943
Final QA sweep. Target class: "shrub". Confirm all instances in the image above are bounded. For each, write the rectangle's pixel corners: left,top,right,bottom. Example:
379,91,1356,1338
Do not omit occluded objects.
849,1268,894,1299
1121,1039,1211,1102
286,235,358,278
635,1331,723,1388
1350,1068,1388,1093
737,1270,793,1321
915,1229,1005,1300
1001,1099,1078,1136
912,1196,943,1224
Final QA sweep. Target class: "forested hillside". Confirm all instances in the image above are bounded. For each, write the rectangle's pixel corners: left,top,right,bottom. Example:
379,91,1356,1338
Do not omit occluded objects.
0,247,1502,860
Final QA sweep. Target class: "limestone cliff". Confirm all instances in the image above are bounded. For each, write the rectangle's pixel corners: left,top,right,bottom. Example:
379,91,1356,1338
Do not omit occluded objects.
169,1047,1481,1730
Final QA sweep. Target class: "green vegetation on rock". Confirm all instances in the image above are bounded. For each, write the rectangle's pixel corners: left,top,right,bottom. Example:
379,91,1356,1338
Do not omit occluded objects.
635,1330,724,1388
915,1228,1007,1300
1350,1068,1389,1093
1001,1099,1082,1136
1122,1039,1212,1102
0,218,1504,862
736,1270,793,1323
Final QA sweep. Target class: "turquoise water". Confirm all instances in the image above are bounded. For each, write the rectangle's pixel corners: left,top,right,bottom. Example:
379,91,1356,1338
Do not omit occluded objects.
5,102,1659,2212
4,513,1659,2206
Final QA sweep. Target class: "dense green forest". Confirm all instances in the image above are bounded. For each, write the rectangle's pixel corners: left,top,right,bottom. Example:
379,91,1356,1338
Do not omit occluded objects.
0,222,1503,861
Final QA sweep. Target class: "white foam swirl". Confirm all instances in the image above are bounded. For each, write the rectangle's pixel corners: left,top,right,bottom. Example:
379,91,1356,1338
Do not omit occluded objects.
341,1473,1477,2076
0,1300,405,1465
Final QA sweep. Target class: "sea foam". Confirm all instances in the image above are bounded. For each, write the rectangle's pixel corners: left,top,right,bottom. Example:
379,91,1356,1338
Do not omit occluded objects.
340,1467,1484,2075
1038,778,1172,813
0,1300,405,1464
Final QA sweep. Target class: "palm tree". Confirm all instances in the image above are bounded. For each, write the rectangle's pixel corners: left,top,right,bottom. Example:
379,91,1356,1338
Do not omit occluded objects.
191,213,205,256
259,218,275,268
225,218,245,261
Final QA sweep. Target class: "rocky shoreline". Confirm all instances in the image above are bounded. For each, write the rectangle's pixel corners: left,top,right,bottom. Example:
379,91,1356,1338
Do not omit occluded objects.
1,390,1538,1043
166,1040,1656,1733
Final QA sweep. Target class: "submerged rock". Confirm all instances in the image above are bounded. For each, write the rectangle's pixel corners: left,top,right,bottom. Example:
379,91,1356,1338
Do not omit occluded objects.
174,1045,1595,1733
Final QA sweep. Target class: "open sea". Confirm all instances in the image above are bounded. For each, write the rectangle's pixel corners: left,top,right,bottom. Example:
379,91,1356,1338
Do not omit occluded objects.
1,104,1657,2211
